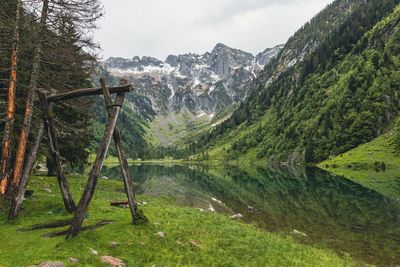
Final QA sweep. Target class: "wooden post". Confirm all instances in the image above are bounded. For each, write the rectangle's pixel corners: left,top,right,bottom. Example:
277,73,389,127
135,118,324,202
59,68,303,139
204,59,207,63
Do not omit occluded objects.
100,79,147,224
38,91,76,212
66,92,125,239
8,123,44,220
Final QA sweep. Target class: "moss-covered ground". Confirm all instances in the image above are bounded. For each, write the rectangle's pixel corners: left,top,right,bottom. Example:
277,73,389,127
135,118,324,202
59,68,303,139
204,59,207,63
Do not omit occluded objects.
0,175,354,267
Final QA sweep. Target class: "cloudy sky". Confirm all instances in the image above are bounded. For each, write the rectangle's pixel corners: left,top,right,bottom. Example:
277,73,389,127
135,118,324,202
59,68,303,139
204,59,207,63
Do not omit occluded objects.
95,0,334,60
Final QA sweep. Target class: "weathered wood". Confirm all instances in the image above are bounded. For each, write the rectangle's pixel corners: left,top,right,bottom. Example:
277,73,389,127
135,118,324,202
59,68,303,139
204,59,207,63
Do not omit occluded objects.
19,219,73,231
100,79,147,224
110,201,129,207
44,220,114,238
66,92,125,239
8,123,44,221
47,84,132,103
38,91,76,212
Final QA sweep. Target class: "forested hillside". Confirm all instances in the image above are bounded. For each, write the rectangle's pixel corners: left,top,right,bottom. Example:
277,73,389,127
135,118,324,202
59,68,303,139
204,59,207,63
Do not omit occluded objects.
191,0,400,163
0,0,100,172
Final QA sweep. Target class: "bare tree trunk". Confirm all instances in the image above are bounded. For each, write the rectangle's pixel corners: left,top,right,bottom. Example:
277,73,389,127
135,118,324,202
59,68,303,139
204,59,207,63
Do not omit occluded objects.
8,123,44,221
11,0,49,189
0,0,22,195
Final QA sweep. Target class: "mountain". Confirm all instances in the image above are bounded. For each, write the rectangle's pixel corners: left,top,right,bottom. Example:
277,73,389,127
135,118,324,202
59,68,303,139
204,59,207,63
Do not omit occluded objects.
95,43,283,151
192,0,400,164
102,43,283,117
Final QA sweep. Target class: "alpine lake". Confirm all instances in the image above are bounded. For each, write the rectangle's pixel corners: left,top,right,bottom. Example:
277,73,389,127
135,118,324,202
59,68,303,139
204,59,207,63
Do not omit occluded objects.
101,163,400,266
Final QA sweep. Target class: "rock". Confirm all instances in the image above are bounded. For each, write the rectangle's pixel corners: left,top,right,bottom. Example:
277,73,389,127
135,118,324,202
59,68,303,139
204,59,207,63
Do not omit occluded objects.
68,257,78,263
110,242,119,247
89,248,98,255
138,201,148,206
211,197,223,204
43,188,52,193
36,163,48,172
155,231,165,238
28,261,65,267
229,213,243,219
207,203,215,212
101,176,109,180
189,240,200,248
100,255,125,267
292,230,308,237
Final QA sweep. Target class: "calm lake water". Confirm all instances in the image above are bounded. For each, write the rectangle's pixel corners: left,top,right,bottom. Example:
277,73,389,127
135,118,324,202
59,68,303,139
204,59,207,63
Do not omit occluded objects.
101,164,400,266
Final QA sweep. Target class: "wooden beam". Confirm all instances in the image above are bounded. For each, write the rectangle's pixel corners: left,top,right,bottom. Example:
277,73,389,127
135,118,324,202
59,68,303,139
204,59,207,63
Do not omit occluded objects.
19,219,73,231
47,84,132,103
100,78,148,224
38,91,76,212
44,220,114,238
66,91,125,239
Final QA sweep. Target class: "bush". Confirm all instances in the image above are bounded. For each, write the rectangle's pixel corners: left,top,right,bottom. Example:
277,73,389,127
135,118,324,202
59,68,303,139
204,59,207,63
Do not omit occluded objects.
373,161,386,172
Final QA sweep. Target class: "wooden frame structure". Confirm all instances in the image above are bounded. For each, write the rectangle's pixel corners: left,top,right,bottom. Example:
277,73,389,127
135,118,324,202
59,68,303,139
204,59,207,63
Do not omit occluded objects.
15,79,146,238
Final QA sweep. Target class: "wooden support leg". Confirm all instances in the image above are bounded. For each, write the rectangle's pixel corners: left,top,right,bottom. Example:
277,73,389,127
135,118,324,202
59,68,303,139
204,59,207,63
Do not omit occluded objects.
38,92,76,212
100,79,148,224
66,92,125,239
8,123,44,221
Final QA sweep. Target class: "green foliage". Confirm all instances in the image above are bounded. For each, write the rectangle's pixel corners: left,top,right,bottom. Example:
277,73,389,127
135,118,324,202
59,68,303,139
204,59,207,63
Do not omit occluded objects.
192,2,400,163
395,118,400,149
0,0,96,170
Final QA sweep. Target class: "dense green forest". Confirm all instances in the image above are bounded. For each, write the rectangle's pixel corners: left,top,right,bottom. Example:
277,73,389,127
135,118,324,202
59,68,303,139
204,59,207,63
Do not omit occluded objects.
190,0,400,163
0,0,97,172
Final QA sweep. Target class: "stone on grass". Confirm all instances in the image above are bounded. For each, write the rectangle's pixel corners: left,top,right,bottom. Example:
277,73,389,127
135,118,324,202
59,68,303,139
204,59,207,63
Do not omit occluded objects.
68,257,78,263
207,203,215,212
89,248,99,255
110,241,119,247
292,229,308,237
29,261,65,267
100,255,125,267
155,231,165,238
189,240,200,248
229,213,243,219
43,188,52,193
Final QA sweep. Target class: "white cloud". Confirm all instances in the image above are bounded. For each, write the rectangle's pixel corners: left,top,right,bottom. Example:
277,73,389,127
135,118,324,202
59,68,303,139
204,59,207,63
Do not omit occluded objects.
95,0,334,60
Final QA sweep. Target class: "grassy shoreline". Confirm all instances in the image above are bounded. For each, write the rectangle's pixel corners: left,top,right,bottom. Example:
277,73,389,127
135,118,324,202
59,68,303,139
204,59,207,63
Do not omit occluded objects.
0,175,354,267
318,132,400,199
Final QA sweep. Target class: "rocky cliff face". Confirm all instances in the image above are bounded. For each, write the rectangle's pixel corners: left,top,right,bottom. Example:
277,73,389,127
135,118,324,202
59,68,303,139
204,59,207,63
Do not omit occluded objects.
102,43,283,119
